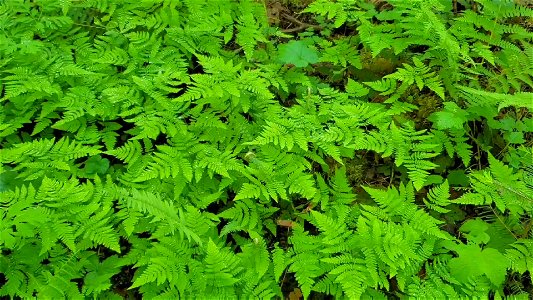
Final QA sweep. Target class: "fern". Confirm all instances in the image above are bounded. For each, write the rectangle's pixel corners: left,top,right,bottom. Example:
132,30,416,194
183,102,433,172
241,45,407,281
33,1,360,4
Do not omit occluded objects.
456,155,533,214
385,57,445,100
218,198,262,236
363,183,450,239
424,180,452,213
2,0,533,298
389,123,441,190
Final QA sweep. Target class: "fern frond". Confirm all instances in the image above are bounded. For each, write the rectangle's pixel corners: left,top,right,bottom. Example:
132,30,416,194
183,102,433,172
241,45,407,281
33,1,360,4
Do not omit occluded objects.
424,180,452,213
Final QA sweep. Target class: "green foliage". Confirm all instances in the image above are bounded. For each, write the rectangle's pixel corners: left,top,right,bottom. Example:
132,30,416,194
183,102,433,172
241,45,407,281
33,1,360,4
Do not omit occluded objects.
447,244,509,287
277,40,319,67
1,0,532,298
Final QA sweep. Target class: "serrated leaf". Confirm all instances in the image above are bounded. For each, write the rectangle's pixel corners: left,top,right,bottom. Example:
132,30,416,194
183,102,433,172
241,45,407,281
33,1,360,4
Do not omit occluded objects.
428,102,469,130
235,183,261,200
346,79,369,97
449,244,509,286
277,41,319,68
460,218,490,245
506,131,525,144
84,156,110,175
60,0,71,15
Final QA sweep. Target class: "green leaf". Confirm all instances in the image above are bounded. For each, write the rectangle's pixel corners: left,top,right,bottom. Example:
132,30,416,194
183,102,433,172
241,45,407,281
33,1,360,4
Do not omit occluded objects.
460,218,490,245
449,244,509,286
447,170,469,187
0,169,18,192
84,156,110,175
498,118,515,131
505,131,525,144
424,174,444,185
60,0,72,15
486,223,516,252
429,102,469,130
346,79,370,97
277,41,319,68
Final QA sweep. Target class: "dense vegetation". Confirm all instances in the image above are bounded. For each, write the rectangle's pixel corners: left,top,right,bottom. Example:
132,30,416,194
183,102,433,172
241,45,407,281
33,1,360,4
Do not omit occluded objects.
1,0,532,298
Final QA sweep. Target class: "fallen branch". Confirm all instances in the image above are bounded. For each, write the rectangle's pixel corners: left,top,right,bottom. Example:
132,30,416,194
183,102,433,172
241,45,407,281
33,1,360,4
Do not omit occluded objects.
280,13,322,33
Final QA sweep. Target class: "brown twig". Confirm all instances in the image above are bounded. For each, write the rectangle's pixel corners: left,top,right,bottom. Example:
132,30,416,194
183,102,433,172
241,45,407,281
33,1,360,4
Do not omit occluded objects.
280,13,322,33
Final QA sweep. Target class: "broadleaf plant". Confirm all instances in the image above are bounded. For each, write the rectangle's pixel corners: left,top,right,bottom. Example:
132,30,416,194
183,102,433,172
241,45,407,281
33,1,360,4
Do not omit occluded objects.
1,0,532,298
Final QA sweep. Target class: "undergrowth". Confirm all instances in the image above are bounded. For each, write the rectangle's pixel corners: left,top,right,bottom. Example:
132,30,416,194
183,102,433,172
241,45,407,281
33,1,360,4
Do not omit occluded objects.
1,0,532,299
